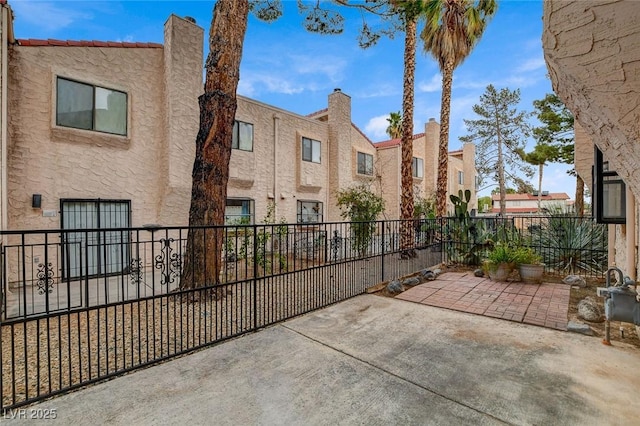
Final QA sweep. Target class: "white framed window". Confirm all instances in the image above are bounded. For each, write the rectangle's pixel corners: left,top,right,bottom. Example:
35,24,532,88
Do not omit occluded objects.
412,157,424,178
297,200,323,223
232,120,254,151
458,171,464,185
302,137,321,163
357,152,373,176
224,198,254,224
56,77,127,136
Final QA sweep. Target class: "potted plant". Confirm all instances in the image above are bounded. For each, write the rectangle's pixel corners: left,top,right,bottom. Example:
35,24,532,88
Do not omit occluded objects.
513,246,544,284
484,242,517,281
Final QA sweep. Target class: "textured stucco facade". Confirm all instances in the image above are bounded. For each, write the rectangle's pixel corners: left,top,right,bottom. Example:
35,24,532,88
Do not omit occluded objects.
543,0,639,278
0,7,477,232
375,119,477,219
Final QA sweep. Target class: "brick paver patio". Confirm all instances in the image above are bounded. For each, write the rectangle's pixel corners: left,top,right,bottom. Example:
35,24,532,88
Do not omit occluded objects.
395,271,570,330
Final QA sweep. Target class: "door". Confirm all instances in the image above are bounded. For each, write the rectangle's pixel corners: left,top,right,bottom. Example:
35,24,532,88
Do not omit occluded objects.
61,199,131,279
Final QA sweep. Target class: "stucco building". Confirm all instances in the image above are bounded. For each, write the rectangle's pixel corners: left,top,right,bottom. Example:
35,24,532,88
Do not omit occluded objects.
0,2,476,234
489,192,570,215
543,0,639,280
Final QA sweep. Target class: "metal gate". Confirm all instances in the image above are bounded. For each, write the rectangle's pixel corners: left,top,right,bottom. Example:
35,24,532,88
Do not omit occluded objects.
61,199,131,279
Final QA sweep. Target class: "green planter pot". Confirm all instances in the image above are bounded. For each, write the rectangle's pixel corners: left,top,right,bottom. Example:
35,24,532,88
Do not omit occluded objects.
518,264,545,284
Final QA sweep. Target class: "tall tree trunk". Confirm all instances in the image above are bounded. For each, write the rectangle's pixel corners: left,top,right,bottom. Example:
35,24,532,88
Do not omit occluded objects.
575,174,585,217
400,16,417,258
537,163,543,212
436,59,454,218
496,120,506,217
180,0,249,291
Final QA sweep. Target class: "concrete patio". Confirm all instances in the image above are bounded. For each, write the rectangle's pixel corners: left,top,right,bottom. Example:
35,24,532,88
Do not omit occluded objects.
3,293,638,425
396,271,570,330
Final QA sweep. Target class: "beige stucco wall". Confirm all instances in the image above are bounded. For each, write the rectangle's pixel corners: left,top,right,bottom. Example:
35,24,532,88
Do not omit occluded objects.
230,96,330,223
6,15,202,232
574,121,593,192
544,0,640,277
543,0,640,199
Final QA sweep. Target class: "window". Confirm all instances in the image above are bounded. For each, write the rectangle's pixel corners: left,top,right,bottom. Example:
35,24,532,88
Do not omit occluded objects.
458,171,464,185
412,157,424,178
56,77,127,136
357,152,373,176
225,198,254,224
302,137,321,163
297,201,323,223
232,120,254,151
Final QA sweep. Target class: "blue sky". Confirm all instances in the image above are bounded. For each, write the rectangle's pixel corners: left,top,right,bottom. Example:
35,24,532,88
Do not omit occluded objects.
11,0,575,198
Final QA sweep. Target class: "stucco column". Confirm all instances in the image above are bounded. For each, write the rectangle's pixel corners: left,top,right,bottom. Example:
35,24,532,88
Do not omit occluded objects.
626,188,636,280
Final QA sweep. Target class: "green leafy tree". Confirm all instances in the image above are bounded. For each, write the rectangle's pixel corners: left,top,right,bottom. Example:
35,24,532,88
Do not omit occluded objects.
516,143,559,211
532,94,578,214
478,195,492,213
336,184,386,256
421,0,498,217
461,85,534,217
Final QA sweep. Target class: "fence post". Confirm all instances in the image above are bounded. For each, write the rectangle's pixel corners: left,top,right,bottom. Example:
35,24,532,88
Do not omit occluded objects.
381,221,385,282
252,223,258,330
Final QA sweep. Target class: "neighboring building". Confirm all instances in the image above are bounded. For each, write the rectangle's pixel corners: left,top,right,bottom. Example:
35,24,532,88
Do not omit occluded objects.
490,192,570,216
543,0,639,280
0,2,477,235
374,118,477,219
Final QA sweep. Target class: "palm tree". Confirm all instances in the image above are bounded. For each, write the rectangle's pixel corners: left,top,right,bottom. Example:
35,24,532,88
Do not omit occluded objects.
386,111,403,139
421,0,497,217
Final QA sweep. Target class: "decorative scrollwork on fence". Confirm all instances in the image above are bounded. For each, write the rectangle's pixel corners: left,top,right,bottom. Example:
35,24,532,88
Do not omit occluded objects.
154,238,182,286
36,262,54,295
129,258,143,286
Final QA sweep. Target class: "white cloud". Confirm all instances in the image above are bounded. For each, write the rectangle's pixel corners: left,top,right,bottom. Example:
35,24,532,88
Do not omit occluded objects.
418,73,442,93
238,73,309,97
12,1,92,32
364,115,390,141
291,55,347,83
358,84,399,99
516,57,546,73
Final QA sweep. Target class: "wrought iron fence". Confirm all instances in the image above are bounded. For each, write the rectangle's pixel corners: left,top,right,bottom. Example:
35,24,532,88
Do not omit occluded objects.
1,220,442,411
442,215,608,277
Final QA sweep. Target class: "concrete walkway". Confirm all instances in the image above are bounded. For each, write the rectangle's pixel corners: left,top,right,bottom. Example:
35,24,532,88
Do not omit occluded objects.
2,294,638,425
397,271,570,330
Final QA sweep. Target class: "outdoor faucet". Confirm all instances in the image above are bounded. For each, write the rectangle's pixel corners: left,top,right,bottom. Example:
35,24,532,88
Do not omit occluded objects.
605,266,624,288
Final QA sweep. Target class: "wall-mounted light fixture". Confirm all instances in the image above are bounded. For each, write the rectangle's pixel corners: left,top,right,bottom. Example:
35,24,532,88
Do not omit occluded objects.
593,146,626,224
32,194,42,209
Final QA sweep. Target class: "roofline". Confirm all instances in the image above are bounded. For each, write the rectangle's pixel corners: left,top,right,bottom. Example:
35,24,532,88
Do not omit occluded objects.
16,39,163,48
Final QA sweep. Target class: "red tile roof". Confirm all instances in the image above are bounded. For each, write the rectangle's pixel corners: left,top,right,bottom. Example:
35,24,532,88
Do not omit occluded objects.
306,108,328,117
17,39,163,48
374,133,426,149
491,193,570,201
490,207,540,214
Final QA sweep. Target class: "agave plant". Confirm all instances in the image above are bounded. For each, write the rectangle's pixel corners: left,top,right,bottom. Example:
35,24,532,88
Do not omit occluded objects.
532,215,607,275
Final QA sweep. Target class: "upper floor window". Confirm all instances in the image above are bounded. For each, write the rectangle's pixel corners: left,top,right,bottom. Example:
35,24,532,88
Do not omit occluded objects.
302,137,321,163
297,200,323,223
412,157,424,178
357,152,373,176
56,77,127,136
232,120,253,151
458,171,464,185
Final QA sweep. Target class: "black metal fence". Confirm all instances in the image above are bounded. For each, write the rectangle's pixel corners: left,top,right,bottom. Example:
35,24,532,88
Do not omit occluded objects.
443,215,608,277
1,220,442,411
0,215,608,411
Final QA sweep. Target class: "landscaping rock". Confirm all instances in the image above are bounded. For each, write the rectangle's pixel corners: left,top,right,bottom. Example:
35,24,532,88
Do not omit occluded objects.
474,269,484,277
577,296,603,322
402,277,421,287
420,269,436,281
563,275,586,288
386,280,404,294
567,321,594,336
433,268,442,275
